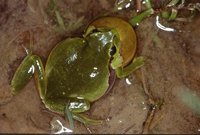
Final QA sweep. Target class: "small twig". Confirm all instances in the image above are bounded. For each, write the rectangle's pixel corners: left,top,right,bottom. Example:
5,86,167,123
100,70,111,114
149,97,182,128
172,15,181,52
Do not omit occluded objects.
141,68,155,105
26,113,50,132
83,124,93,134
141,107,156,134
5,25,52,48
136,0,142,12
149,112,164,130
41,107,61,117
0,95,13,106
122,123,135,134
140,65,157,133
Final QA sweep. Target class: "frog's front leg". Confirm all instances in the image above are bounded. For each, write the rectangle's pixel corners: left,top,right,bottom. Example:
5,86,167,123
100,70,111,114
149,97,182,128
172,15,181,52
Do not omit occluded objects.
11,54,46,99
115,56,145,78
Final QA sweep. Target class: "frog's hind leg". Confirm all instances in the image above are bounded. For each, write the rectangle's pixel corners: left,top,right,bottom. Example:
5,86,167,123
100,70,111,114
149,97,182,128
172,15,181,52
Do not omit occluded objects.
44,98,102,130
11,54,46,99
72,113,103,125
66,99,103,126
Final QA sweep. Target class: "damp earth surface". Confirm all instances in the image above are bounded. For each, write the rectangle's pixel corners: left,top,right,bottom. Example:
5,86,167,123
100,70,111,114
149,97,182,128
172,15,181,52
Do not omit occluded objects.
0,0,200,134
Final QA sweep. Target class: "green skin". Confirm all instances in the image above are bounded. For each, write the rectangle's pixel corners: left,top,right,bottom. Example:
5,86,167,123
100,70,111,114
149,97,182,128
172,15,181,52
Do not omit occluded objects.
11,28,144,126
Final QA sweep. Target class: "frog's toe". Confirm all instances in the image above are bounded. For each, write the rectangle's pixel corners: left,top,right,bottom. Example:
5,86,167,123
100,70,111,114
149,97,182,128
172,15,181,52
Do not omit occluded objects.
72,113,103,125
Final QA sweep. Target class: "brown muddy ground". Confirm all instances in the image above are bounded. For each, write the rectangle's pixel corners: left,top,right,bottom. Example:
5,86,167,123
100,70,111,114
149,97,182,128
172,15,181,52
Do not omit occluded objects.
0,0,200,134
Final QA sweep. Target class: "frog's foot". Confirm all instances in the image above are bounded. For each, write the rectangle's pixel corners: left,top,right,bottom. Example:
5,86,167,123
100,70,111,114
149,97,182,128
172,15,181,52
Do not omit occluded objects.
65,103,102,130
66,99,103,126
44,98,102,130
72,113,103,125
116,56,145,78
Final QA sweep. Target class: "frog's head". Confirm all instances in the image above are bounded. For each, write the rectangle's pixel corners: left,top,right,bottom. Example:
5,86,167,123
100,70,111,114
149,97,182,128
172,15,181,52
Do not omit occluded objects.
84,25,124,70
82,16,141,92
86,17,137,68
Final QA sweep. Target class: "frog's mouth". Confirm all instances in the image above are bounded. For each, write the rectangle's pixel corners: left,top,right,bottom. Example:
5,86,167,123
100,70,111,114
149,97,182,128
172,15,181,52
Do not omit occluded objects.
103,45,118,95
103,67,116,97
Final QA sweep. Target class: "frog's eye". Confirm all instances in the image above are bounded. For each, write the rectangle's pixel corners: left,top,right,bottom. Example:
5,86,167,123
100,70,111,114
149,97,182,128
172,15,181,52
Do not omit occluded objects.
110,46,116,56
91,28,100,33
88,28,99,34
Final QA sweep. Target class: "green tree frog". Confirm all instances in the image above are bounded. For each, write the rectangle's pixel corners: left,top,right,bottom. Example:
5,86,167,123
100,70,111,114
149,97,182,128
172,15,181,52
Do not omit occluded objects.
11,17,144,128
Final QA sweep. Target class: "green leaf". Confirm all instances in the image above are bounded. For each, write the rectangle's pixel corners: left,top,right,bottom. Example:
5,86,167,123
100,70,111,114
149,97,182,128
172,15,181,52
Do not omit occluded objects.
129,8,154,26
168,8,178,21
167,0,180,7
49,0,56,11
144,0,152,9
55,10,66,31
161,11,170,19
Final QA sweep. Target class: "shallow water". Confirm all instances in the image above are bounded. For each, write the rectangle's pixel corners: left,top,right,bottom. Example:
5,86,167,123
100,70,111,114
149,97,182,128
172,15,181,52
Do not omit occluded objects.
0,0,200,134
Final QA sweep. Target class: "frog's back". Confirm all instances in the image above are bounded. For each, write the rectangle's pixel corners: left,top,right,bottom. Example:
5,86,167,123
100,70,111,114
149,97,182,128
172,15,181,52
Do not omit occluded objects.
45,38,110,102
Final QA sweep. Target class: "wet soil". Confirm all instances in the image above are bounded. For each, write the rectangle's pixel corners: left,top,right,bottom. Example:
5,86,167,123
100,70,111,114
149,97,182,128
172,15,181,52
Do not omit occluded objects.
0,0,200,134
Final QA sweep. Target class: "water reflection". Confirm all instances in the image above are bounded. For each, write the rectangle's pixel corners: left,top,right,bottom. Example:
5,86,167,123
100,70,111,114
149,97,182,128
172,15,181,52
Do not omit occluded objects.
156,16,176,32
125,78,132,85
51,117,73,134
125,75,134,85
114,0,133,11
178,87,200,115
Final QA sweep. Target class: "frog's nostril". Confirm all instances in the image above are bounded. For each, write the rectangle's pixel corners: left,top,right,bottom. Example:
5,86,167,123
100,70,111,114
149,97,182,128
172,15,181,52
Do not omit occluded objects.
110,46,116,56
